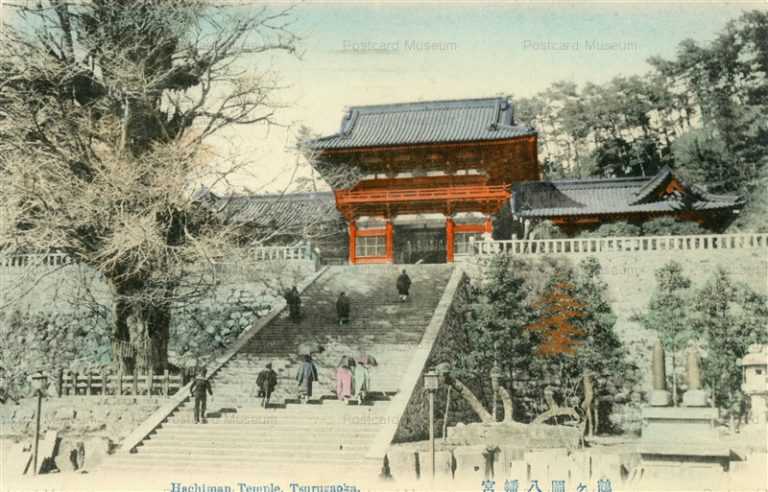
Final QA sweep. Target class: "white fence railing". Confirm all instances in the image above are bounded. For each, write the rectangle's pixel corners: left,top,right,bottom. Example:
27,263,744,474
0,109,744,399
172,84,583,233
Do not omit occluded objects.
471,233,768,257
0,253,74,268
0,243,323,271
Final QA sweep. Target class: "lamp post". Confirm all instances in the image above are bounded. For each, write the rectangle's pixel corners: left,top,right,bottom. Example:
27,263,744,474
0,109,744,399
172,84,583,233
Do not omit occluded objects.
31,372,47,475
423,370,439,480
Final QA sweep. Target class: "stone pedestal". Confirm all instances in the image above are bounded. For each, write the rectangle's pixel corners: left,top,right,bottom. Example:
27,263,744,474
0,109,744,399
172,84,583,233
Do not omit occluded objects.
452,445,491,480
494,446,525,479
637,444,730,487
649,390,671,407
386,449,418,482
417,450,454,480
640,406,730,484
641,406,718,442
682,389,708,407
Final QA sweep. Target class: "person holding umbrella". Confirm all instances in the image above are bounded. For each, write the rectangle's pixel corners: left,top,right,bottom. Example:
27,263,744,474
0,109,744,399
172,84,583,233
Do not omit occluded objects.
354,356,372,405
336,356,353,404
296,354,318,404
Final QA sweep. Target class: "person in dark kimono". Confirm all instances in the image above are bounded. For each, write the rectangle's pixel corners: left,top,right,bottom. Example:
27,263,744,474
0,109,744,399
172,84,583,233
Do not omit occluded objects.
296,354,318,404
284,286,301,323
190,368,213,424
336,292,351,326
256,362,278,408
396,269,412,302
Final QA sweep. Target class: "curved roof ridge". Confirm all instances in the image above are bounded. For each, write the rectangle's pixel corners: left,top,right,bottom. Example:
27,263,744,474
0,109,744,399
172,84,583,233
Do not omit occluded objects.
348,96,507,113
225,191,334,200
549,175,649,186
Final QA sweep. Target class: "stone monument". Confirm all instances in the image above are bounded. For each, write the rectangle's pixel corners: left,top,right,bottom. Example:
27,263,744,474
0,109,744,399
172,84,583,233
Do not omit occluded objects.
682,346,708,407
640,344,730,484
649,339,672,406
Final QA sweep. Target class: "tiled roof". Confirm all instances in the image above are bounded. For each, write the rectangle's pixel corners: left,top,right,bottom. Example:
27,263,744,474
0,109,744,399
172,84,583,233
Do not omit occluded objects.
308,97,536,150
511,169,743,218
211,192,341,227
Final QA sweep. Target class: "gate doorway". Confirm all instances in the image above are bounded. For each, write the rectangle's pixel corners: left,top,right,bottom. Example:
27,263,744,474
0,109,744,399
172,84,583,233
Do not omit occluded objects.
394,225,446,264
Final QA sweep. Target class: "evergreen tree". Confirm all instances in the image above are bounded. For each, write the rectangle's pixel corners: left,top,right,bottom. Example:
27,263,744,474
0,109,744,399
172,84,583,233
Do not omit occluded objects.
458,256,535,389
572,258,626,376
571,258,633,433
693,268,768,408
640,261,694,405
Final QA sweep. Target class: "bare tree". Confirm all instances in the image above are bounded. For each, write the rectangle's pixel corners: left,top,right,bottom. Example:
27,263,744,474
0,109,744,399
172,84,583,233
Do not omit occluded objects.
0,1,300,373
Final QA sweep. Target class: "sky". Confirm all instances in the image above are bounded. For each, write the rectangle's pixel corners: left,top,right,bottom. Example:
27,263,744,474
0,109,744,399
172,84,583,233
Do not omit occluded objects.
2,1,764,193
217,1,765,194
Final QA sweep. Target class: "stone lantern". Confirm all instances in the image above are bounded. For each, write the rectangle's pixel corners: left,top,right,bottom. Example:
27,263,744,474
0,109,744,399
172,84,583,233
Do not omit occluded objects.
739,344,768,425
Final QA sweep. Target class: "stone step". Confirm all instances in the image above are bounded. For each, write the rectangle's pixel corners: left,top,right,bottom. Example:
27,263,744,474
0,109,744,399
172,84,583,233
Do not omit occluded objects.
188,399,397,409
155,426,383,438
109,449,368,464
115,265,454,474
136,445,370,458
102,455,374,472
141,433,376,446
143,435,375,448
169,411,392,424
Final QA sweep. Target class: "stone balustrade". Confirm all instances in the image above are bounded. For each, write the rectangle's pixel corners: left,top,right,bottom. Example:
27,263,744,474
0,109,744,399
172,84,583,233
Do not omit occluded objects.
0,243,323,271
470,233,768,257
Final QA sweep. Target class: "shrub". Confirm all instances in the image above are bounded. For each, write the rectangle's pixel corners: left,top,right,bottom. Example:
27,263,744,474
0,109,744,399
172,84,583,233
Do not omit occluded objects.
529,220,567,239
642,216,707,236
578,221,642,238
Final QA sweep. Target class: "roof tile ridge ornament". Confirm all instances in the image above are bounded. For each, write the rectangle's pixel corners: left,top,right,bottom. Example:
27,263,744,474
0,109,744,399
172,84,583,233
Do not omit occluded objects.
630,166,674,201
340,107,358,137
489,98,519,133
501,97,514,126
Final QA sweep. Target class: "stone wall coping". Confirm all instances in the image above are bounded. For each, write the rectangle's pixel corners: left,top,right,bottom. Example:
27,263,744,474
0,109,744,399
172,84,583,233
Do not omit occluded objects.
637,444,731,457
474,232,768,257
364,265,466,461
642,407,719,419
116,266,330,455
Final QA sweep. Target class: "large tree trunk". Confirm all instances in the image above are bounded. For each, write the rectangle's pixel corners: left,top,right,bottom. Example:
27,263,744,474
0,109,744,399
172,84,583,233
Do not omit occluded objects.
448,377,494,423
111,281,171,374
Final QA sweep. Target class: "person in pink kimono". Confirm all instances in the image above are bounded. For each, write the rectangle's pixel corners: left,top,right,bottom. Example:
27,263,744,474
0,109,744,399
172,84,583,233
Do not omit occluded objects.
335,356,353,403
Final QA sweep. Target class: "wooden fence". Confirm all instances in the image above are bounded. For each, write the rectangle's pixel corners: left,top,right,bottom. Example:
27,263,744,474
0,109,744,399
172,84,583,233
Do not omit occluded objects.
471,233,768,257
53,369,189,397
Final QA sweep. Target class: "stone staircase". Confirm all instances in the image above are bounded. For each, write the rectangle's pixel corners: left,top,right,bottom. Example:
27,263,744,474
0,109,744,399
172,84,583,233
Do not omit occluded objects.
102,264,454,475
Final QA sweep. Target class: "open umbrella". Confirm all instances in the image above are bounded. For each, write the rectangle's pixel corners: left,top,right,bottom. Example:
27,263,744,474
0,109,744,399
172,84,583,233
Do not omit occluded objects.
298,341,324,355
358,354,378,367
